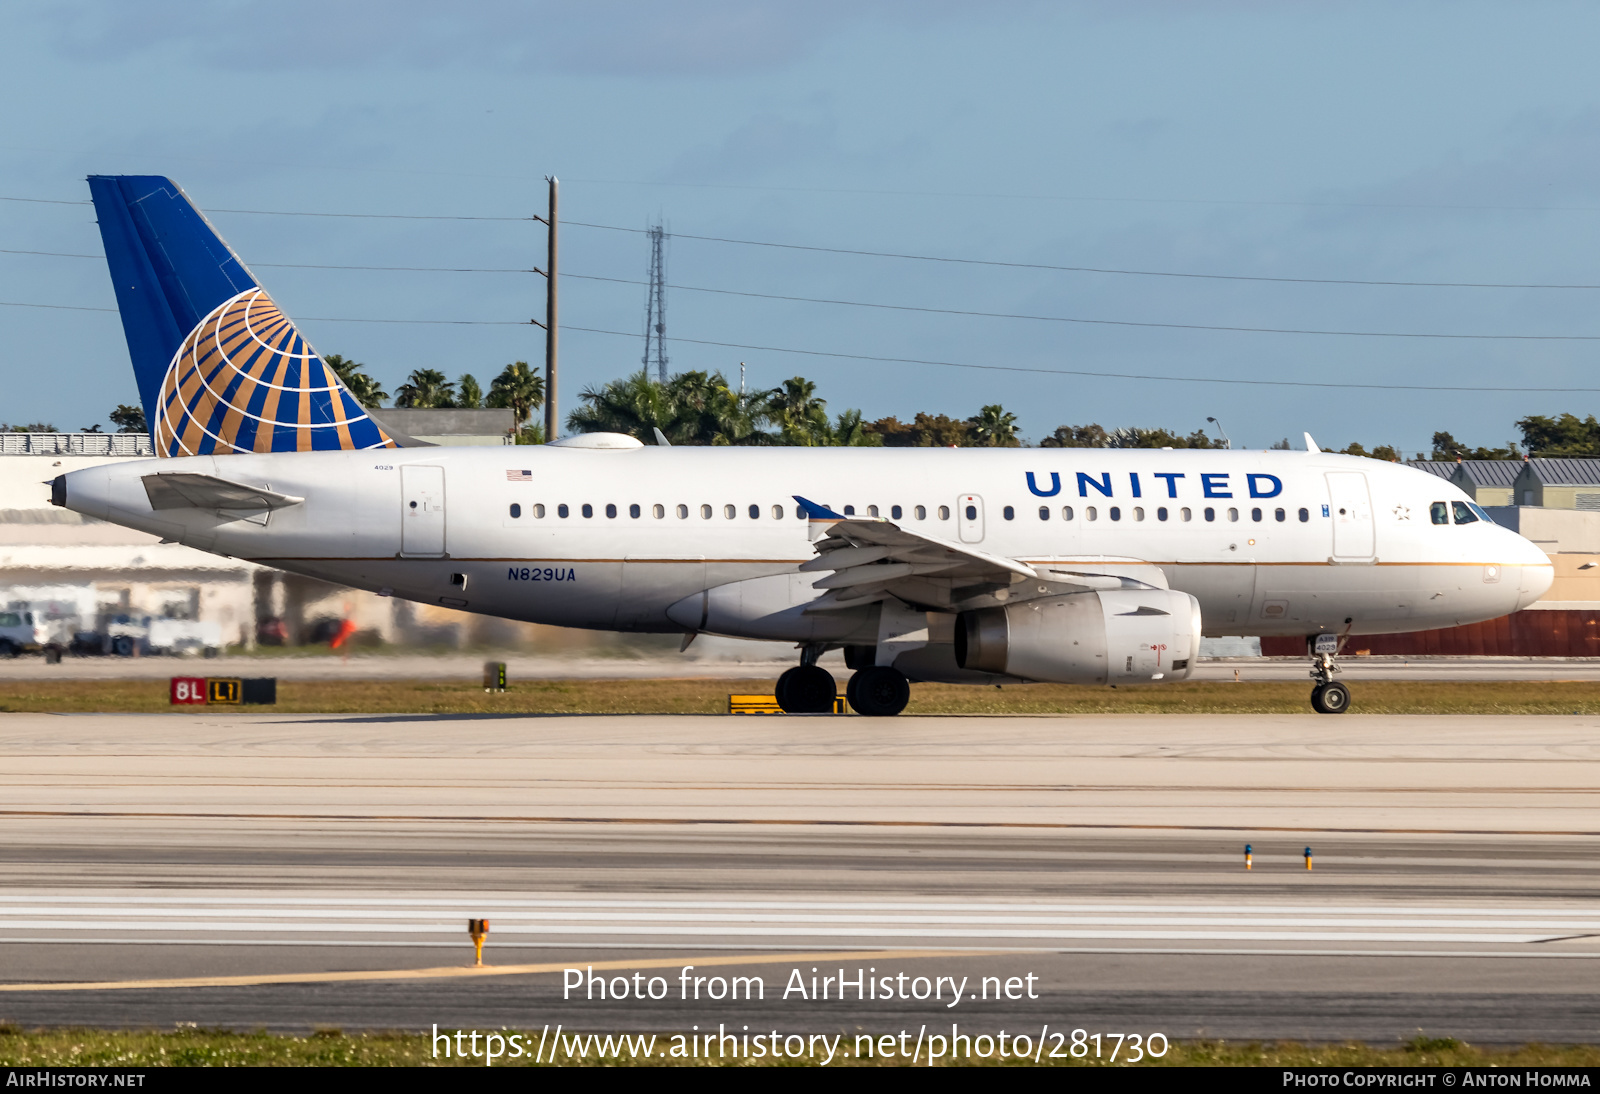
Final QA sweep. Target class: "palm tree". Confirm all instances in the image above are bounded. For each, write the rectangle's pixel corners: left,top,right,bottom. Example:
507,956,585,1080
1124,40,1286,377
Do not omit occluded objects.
830,408,881,447
456,374,483,408
321,354,387,408
393,368,455,409
567,369,677,440
968,404,1020,448
486,362,545,426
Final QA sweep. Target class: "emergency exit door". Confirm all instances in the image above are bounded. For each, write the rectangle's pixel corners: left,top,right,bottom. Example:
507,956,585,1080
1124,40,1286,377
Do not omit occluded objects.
958,494,985,543
401,465,446,556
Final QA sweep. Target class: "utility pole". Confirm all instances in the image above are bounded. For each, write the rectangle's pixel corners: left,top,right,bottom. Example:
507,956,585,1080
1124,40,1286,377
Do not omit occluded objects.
643,222,668,383
532,177,558,441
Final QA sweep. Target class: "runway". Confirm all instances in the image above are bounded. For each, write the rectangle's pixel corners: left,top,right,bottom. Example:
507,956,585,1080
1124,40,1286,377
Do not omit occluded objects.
3,651,1600,682
1,711,1598,1043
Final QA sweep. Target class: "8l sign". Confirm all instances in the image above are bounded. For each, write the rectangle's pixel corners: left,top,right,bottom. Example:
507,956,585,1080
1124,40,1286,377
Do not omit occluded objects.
170,677,206,704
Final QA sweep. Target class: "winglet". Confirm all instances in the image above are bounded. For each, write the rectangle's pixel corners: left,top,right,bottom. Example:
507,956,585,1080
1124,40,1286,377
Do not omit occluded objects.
794,495,844,543
1303,432,1320,453
793,495,842,520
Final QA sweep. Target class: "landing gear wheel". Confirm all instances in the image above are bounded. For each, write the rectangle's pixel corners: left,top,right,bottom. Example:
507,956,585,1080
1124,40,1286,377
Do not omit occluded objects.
776,665,836,714
846,666,910,717
1311,680,1351,714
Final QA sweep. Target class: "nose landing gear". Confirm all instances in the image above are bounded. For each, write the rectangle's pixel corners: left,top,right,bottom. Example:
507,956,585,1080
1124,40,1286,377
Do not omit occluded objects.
1308,633,1351,714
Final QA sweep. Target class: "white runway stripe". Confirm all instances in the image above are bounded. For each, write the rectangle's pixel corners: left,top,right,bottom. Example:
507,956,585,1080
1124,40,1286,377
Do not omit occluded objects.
1,894,1598,947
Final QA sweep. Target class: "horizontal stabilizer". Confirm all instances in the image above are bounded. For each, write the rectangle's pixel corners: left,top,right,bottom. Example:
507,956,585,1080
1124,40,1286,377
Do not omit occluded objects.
142,472,304,512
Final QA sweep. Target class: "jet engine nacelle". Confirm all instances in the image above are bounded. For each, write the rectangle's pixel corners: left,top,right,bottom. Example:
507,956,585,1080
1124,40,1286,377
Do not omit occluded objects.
955,588,1202,684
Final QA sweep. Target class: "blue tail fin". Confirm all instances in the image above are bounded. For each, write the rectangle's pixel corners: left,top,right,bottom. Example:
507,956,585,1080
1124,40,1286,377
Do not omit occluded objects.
88,175,396,456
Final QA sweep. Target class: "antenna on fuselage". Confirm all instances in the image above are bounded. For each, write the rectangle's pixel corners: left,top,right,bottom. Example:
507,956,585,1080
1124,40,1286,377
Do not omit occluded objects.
1303,432,1321,452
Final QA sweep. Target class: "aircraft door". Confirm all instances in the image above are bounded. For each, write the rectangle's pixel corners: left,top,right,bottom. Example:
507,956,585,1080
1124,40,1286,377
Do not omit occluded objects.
1326,472,1375,560
958,494,985,543
401,465,446,557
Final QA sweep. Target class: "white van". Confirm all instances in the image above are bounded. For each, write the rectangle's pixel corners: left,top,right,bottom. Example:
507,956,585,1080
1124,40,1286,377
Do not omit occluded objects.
0,610,51,657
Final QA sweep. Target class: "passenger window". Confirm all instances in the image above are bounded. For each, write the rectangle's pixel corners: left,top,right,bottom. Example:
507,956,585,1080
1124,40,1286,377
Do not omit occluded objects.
534,504,546,518
605,503,617,519
653,504,665,519
891,505,902,520
1134,507,1145,521
1038,506,1050,521
1298,507,1308,522
677,504,689,519
1431,502,1449,525
700,504,712,519
939,506,950,520
1110,506,1122,521
509,503,521,518
843,505,856,516
748,504,760,519
1087,507,1098,521
581,504,593,518
630,504,641,518
1204,507,1215,522
558,504,570,518
1003,506,1015,520
1228,507,1239,522
915,505,926,520
1275,508,1285,522
772,504,784,519
1251,507,1262,522
965,505,977,520
724,504,737,519
868,505,879,517
1452,501,1478,525
1157,507,1168,521
1062,506,1074,520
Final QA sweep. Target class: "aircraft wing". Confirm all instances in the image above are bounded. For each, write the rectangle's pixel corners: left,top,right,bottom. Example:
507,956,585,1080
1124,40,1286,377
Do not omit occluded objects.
794,495,1162,612
142,472,305,512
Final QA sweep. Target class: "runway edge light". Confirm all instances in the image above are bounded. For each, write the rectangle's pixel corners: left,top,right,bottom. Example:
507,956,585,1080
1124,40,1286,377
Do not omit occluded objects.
1244,844,1253,871
468,918,489,966
1305,846,1314,871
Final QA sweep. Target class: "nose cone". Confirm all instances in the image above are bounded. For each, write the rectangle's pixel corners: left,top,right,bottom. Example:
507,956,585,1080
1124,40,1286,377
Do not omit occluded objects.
1507,529,1554,610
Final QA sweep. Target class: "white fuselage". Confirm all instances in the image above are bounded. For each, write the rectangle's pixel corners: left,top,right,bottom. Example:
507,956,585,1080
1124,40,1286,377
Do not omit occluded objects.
60,445,1553,647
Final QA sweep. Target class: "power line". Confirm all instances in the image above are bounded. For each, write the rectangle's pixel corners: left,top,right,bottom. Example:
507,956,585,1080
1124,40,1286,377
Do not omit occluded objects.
0,193,529,221
0,299,525,324
7,294,1600,392
1,247,531,273
564,272,1600,342
563,176,1600,214
564,220,1600,291
9,190,1600,291
560,323,1600,394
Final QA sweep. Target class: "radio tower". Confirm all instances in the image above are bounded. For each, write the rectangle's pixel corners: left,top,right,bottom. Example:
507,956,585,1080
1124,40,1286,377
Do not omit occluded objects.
643,223,668,383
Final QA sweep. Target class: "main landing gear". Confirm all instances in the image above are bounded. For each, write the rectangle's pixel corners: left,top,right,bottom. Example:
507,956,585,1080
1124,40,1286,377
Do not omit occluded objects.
774,646,912,716
1308,632,1351,715
775,644,837,714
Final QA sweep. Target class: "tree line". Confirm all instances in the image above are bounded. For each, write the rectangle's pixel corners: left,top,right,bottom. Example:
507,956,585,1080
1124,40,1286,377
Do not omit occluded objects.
69,352,1600,458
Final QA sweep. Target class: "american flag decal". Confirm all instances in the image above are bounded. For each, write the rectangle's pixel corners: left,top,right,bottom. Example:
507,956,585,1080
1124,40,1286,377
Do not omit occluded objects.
506,469,533,481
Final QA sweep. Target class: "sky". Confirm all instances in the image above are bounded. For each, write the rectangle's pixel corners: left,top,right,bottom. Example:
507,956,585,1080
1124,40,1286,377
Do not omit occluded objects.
4,0,1600,452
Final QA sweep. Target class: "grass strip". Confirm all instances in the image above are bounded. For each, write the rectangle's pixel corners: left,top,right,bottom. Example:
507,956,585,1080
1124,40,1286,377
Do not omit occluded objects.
0,1028,1597,1067
0,677,1596,715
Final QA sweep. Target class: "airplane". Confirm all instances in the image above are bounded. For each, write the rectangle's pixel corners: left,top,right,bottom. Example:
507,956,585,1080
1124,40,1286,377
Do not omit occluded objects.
52,175,1554,716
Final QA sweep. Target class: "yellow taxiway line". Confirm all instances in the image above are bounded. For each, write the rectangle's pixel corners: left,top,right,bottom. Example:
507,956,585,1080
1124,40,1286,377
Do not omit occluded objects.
0,949,996,993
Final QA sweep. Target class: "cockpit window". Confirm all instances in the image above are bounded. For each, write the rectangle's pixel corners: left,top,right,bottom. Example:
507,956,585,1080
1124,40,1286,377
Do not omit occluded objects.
1430,502,1449,525
1452,501,1478,525
1469,502,1495,524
